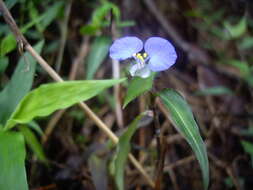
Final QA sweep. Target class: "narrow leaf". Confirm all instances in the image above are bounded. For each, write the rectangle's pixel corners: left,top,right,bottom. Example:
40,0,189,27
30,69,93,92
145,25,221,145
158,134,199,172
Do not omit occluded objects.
123,74,155,108
0,131,28,190
113,112,149,190
86,36,111,79
194,86,233,96
19,126,47,162
224,17,247,39
0,41,44,126
88,154,108,190
159,89,209,190
5,79,126,129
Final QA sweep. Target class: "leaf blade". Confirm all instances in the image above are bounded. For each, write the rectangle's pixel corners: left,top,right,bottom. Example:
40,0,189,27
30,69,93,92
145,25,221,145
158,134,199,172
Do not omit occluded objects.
123,74,154,108
19,126,47,162
5,79,126,129
86,36,111,79
159,89,209,190
0,41,44,126
113,113,148,190
0,131,28,190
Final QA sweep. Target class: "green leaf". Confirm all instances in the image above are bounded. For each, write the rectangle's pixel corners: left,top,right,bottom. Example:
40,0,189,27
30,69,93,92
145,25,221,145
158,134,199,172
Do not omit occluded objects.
0,34,17,56
39,2,63,32
0,2,61,56
5,78,126,129
241,140,253,167
113,113,147,190
224,17,247,39
228,60,250,76
19,125,47,162
0,41,44,126
194,86,233,96
123,74,155,108
92,2,120,26
0,131,28,190
159,89,209,190
86,36,111,79
239,37,253,50
0,56,9,74
80,24,100,35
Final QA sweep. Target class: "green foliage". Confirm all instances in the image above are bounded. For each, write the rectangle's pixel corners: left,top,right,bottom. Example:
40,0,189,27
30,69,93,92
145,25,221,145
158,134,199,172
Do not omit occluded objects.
0,41,44,126
241,140,253,167
112,113,146,190
194,86,233,96
0,2,62,56
80,1,119,35
123,74,155,108
159,89,209,190
227,60,253,87
224,17,247,39
19,125,47,162
80,0,134,35
28,1,63,33
0,56,8,74
86,36,112,79
0,131,28,190
5,79,126,129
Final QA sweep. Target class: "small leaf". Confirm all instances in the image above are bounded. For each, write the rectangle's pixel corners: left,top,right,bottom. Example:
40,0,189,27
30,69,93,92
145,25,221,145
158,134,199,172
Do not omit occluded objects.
0,34,17,56
239,37,253,50
241,140,253,167
0,41,44,126
224,17,247,39
194,86,233,96
5,78,126,129
39,2,64,31
123,74,155,108
80,24,100,35
19,125,47,162
0,131,28,190
86,36,111,79
159,89,209,190
113,112,148,190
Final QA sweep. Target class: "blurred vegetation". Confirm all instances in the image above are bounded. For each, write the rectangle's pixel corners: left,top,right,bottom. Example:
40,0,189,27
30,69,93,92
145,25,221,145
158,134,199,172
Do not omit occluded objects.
1,0,253,189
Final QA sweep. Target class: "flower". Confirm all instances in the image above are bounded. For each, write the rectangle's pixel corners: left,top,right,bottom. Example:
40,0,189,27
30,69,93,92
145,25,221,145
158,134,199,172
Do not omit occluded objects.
109,36,177,78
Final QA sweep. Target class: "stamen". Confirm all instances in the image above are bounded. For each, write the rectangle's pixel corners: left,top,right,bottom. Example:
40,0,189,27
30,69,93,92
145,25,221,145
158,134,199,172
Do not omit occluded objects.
143,53,148,58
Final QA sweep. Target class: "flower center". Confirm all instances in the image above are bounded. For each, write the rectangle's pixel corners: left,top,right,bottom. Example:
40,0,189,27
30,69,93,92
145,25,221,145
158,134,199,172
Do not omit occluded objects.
132,53,149,69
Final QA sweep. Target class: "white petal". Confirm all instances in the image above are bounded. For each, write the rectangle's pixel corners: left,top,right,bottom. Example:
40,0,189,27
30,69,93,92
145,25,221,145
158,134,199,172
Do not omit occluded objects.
129,64,151,78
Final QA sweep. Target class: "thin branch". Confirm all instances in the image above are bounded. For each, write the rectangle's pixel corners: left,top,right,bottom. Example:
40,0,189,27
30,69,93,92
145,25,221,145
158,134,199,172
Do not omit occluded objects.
0,1,155,188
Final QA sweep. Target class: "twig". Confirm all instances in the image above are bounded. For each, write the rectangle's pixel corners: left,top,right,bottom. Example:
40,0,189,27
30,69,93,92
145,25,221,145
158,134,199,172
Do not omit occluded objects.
111,22,124,128
0,1,155,188
164,155,195,171
42,109,65,144
69,36,89,80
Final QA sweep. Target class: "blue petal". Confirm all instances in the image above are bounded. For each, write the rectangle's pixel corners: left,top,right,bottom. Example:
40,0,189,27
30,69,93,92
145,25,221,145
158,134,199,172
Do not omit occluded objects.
109,36,143,60
144,37,177,71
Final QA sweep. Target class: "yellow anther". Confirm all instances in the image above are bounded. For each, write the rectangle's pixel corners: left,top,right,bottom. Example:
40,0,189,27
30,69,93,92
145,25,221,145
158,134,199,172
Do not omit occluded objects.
143,53,148,58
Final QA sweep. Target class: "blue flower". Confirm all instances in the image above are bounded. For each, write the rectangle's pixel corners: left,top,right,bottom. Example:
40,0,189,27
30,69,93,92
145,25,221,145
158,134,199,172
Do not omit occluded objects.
109,36,177,78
